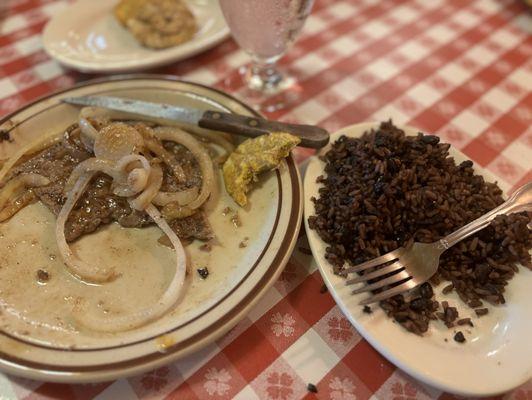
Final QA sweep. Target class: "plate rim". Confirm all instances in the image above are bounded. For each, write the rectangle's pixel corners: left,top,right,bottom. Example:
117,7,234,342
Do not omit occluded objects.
41,0,231,73
0,75,303,382
303,121,531,397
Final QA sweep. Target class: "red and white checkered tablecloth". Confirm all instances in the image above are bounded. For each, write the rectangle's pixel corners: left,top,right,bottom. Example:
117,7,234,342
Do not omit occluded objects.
1,0,531,399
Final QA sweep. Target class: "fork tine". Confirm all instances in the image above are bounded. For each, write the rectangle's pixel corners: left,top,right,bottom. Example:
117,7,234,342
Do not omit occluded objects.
345,261,404,286
344,248,404,274
351,270,411,295
359,278,419,305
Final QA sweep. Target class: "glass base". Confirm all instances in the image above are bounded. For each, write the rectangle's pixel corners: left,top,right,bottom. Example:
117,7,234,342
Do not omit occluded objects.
221,64,302,113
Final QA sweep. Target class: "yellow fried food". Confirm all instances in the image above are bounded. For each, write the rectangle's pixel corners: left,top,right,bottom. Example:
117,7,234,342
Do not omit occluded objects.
114,0,197,49
114,0,146,26
223,133,300,207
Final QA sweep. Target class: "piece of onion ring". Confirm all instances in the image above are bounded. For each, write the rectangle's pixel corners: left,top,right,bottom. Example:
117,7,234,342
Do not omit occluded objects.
113,154,152,197
55,172,116,283
78,117,98,151
135,124,186,183
93,122,144,162
0,190,36,222
64,158,122,194
153,127,214,210
74,203,187,332
152,187,198,206
0,173,50,210
128,163,163,211
0,131,63,184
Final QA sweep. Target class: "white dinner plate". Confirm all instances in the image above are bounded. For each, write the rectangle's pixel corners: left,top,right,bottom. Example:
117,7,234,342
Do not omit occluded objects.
42,0,230,73
303,122,532,397
0,75,302,382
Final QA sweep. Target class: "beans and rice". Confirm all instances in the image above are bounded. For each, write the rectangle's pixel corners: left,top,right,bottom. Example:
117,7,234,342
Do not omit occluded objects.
308,121,531,336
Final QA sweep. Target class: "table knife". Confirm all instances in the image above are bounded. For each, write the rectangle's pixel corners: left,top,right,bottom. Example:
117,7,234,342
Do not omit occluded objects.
62,96,330,149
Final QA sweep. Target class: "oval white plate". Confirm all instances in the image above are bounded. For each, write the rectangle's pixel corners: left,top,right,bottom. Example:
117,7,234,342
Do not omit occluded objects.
0,75,302,382
42,0,230,73
304,122,532,397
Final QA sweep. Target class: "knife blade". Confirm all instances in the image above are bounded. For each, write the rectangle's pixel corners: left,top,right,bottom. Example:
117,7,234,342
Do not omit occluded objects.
62,96,329,149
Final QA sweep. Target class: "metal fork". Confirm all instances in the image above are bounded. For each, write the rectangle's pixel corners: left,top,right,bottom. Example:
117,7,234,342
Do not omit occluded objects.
346,182,532,305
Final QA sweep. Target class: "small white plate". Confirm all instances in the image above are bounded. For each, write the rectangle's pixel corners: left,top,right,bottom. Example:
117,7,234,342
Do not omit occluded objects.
42,0,230,73
304,122,532,397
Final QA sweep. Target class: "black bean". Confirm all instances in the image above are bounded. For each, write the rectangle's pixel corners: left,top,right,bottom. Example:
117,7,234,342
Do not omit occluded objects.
393,312,409,322
454,331,466,343
457,318,474,327
409,297,427,311
421,135,440,145
197,267,209,279
475,308,489,317
420,282,433,299
307,383,318,393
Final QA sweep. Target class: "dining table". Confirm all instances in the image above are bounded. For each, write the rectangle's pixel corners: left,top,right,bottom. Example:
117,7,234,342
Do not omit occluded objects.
0,0,531,399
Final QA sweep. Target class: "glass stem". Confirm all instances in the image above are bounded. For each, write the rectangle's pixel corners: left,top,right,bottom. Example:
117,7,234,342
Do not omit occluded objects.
245,61,284,92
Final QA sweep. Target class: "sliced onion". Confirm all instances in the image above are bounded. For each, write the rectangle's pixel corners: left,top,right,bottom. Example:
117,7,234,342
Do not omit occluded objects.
0,131,63,184
75,203,187,332
113,154,152,197
170,124,234,147
93,122,144,162
128,164,163,211
115,154,151,173
135,124,186,183
0,173,50,210
56,173,116,283
153,127,214,210
64,158,122,194
78,117,98,151
190,130,235,153
152,187,198,206
0,190,36,222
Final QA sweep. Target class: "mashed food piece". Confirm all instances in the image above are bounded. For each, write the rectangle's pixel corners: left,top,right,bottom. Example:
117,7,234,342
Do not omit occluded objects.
223,133,300,207
115,0,197,49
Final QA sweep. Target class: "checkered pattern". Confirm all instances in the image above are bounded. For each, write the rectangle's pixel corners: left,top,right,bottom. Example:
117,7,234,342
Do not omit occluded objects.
0,0,531,398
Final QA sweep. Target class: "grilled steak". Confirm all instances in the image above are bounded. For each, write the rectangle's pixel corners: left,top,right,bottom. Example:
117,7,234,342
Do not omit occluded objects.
7,124,212,241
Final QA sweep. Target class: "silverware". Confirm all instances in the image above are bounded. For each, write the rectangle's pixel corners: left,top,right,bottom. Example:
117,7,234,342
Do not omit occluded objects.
346,182,532,305
62,96,330,149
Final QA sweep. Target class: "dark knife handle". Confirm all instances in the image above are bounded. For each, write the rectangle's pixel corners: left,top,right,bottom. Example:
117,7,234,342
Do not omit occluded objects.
198,111,330,149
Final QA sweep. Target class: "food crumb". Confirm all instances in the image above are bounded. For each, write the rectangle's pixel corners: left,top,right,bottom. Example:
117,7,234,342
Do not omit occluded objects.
231,212,242,227
199,243,212,252
36,269,50,283
475,308,489,317
239,237,249,248
363,305,373,314
320,284,328,293
222,207,232,216
454,331,466,343
307,383,318,393
197,267,209,279
0,129,12,143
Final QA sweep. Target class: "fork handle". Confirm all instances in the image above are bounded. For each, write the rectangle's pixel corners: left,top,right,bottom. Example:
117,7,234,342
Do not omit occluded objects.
439,182,532,250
